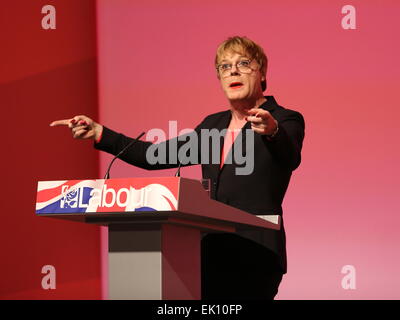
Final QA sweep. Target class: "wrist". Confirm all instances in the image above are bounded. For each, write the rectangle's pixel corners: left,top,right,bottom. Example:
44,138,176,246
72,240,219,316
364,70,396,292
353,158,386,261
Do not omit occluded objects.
94,123,103,143
266,121,279,140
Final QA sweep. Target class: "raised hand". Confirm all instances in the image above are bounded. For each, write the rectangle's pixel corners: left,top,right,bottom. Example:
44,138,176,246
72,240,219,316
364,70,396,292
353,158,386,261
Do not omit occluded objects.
246,108,278,136
50,115,103,141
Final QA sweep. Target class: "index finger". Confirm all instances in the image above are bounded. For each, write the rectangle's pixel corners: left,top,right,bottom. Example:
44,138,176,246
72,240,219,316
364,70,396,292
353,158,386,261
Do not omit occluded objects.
49,119,72,127
248,108,271,119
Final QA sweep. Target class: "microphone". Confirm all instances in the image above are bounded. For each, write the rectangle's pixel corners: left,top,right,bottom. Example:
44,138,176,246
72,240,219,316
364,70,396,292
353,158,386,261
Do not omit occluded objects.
175,161,182,177
103,131,145,180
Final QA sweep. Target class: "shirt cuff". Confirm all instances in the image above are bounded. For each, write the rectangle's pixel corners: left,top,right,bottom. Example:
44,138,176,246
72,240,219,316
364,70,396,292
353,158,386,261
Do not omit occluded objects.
95,127,103,144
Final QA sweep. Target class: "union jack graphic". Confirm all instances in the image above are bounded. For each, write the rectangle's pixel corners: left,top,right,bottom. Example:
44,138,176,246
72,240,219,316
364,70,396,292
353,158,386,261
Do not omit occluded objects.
36,178,179,214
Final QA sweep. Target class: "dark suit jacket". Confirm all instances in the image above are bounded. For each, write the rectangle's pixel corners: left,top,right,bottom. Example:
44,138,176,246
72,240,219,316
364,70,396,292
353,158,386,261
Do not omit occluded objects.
95,95,305,273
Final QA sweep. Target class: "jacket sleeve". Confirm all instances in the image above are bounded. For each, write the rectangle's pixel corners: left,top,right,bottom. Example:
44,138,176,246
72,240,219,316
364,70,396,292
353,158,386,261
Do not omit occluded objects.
262,110,305,171
94,119,206,170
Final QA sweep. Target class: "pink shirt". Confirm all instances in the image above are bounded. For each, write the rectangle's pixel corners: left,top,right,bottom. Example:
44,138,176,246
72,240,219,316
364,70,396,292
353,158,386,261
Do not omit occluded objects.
220,129,241,169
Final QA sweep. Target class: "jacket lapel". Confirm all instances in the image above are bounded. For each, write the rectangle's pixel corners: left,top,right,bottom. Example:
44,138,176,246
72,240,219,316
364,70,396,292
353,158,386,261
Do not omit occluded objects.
207,96,278,175
208,110,231,177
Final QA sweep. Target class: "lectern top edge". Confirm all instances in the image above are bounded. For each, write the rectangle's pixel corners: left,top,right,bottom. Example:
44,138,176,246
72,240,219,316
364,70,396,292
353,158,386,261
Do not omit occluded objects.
36,176,280,231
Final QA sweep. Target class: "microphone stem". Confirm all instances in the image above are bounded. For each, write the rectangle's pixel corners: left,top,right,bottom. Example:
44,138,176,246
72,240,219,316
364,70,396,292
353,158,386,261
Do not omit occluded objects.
103,131,145,180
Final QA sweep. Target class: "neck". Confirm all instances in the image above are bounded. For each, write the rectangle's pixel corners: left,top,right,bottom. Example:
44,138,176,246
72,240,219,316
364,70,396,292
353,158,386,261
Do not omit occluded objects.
229,96,267,121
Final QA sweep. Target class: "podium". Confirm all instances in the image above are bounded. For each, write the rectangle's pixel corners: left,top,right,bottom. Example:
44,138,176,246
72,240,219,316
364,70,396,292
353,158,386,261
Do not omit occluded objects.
36,177,280,300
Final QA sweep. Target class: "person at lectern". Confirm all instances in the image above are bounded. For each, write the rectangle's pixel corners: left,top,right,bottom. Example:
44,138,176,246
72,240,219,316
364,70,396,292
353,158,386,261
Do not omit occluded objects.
50,36,305,300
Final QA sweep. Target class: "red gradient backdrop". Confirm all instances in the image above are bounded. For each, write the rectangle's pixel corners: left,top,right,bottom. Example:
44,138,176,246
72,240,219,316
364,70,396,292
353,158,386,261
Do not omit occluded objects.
96,0,400,299
2,0,400,300
0,1,101,299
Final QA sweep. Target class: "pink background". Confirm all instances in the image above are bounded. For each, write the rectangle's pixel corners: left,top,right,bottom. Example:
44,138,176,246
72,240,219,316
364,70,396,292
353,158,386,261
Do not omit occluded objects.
1,0,399,299
96,0,400,299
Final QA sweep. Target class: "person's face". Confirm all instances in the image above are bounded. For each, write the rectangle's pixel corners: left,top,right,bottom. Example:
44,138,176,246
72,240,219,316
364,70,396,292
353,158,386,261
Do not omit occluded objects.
217,51,264,103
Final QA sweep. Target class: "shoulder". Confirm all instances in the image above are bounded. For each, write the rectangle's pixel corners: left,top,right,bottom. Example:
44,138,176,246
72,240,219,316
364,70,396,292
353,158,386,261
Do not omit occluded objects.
196,109,230,127
203,109,230,120
276,105,304,120
265,97,305,125
274,107,305,133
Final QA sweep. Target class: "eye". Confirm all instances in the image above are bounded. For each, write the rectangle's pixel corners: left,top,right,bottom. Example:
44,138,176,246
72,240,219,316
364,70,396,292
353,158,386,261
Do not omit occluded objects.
238,60,251,67
219,63,231,71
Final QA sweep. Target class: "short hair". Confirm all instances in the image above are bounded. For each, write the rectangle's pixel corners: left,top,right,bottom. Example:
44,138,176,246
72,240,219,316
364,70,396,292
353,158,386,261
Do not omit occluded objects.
215,36,268,91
